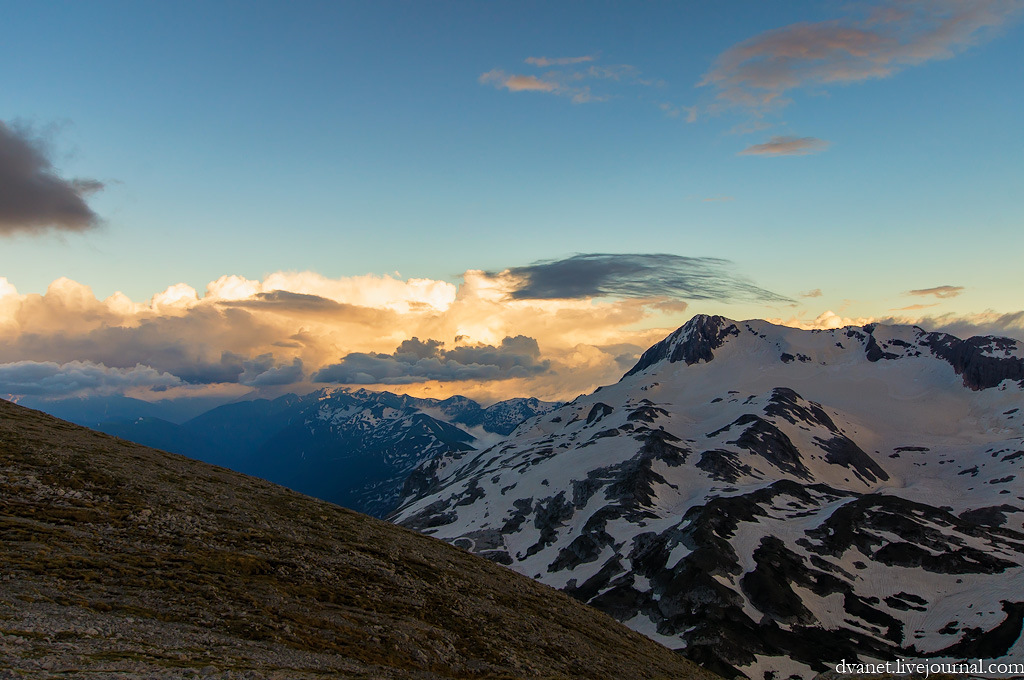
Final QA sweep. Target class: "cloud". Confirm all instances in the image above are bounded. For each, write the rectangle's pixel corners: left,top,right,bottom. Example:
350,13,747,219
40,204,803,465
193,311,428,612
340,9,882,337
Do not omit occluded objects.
739,136,830,156
907,285,964,298
479,56,650,104
800,288,823,298
659,103,699,122
700,0,1024,113
0,360,182,397
767,310,876,331
770,307,1024,343
891,303,940,311
7,264,795,402
479,70,558,93
313,336,549,385
525,55,596,67
239,355,304,386
0,121,105,236
487,253,790,303
880,310,1024,341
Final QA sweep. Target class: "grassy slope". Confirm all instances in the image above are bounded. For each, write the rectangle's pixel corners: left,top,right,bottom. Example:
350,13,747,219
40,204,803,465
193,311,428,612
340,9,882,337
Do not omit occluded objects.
0,399,717,680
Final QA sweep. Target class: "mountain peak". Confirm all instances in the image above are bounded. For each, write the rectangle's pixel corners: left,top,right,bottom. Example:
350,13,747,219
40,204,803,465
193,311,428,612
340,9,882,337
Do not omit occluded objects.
623,314,740,377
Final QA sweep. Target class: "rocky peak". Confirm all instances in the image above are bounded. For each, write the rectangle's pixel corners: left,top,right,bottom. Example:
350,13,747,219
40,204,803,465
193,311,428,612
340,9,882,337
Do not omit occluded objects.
623,314,741,378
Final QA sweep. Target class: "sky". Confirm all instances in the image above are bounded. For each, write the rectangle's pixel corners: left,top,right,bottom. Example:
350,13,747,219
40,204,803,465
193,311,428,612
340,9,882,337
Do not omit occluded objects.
1,0,1022,405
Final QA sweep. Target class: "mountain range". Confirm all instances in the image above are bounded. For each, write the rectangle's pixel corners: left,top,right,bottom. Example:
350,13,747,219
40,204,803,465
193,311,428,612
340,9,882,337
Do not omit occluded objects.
27,389,559,517
391,315,1024,679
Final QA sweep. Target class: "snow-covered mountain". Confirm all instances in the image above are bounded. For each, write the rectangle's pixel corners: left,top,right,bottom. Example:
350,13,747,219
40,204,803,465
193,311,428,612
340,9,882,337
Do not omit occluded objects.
88,387,560,516
391,315,1024,679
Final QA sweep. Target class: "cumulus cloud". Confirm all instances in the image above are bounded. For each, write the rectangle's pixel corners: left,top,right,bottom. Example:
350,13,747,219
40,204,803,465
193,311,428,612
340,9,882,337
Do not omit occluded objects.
800,288,823,298
487,253,790,303
739,136,830,156
0,360,182,397
0,121,104,236
700,0,1023,113
239,355,304,386
313,336,549,385
0,269,699,402
767,310,877,331
907,285,964,298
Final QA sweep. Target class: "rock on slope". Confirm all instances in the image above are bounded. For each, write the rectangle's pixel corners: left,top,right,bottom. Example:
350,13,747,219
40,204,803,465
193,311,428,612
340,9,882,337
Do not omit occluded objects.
0,398,715,680
392,315,1024,679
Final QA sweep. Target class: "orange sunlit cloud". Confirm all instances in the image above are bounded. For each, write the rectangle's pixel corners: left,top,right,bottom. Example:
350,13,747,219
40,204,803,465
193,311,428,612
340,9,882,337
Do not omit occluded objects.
0,272,678,403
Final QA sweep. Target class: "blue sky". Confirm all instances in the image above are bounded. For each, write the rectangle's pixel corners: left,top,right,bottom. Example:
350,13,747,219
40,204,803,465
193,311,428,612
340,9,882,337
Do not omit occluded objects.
1,0,1022,401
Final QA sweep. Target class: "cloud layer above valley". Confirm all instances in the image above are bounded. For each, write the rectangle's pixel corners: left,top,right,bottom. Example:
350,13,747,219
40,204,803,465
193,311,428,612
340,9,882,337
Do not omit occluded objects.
2,261,1020,403
1,257,731,403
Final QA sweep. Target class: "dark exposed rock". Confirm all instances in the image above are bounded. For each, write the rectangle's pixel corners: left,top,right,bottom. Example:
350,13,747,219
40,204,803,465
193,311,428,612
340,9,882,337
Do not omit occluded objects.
627,402,670,422
803,494,1023,574
741,538,821,625
712,415,810,479
548,531,609,572
697,449,754,483
764,388,836,429
921,332,1024,390
624,314,741,377
863,326,900,362
523,492,575,558
884,592,928,611
586,402,613,424
814,435,889,483
501,497,534,534
926,601,1024,659
780,353,811,363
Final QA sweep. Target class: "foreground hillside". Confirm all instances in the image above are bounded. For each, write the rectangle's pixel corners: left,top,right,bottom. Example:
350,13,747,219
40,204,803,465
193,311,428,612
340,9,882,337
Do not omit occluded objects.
393,316,1024,679
0,399,715,680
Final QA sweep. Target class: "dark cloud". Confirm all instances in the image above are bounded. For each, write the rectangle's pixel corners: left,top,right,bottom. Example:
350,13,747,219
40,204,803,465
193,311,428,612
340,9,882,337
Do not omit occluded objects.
224,290,339,310
0,360,181,397
0,121,104,236
488,253,790,303
239,355,304,386
313,336,550,385
175,351,247,385
218,290,395,324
